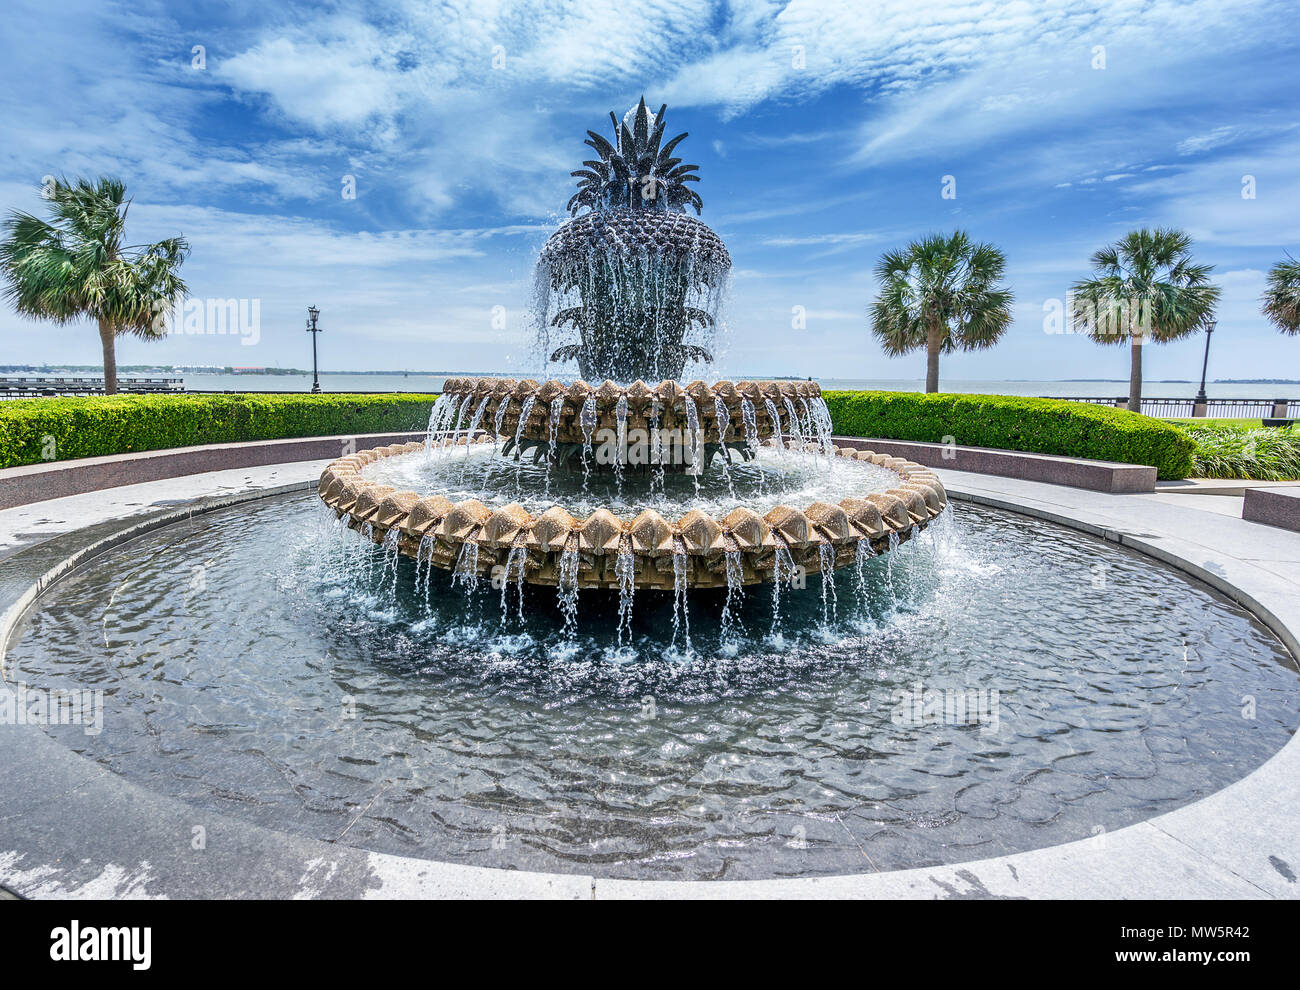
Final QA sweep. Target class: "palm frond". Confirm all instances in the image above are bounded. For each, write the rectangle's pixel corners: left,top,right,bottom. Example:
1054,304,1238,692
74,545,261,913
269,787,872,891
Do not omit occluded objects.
869,231,1013,357
1263,256,1300,335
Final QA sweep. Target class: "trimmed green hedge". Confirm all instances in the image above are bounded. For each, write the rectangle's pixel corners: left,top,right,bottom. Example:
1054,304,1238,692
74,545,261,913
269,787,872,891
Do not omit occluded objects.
822,391,1196,480
0,393,439,469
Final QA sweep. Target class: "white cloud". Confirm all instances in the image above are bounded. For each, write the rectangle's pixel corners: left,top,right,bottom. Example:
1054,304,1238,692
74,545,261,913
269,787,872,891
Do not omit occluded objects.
1178,126,1239,155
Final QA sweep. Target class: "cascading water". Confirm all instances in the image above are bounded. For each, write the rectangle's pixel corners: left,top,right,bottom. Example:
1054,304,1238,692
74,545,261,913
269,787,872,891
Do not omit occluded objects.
765,399,785,454
811,397,836,456
854,536,875,609
445,393,472,451
557,542,580,634
741,398,763,495
424,395,452,453
513,394,537,483
546,396,564,495
614,394,628,496
460,396,490,481
580,396,597,490
720,546,744,641
818,541,838,626
885,530,900,612
500,544,527,624
453,538,480,593
615,541,635,648
713,396,735,498
416,533,436,607
494,395,512,437
683,396,702,491
783,396,804,450
382,526,402,597
770,538,796,640
649,407,665,496
533,99,730,383
670,538,692,653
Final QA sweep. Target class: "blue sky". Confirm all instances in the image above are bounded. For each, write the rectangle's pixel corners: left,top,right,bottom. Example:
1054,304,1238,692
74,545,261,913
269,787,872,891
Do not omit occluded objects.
1,0,1297,381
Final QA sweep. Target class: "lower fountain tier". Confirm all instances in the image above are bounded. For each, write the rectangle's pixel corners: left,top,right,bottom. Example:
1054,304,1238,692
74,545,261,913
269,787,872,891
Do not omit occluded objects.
437,377,824,450
317,438,948,591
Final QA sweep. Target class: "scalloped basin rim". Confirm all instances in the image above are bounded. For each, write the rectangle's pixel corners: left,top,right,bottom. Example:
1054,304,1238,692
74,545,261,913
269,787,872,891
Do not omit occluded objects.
316,439,949,590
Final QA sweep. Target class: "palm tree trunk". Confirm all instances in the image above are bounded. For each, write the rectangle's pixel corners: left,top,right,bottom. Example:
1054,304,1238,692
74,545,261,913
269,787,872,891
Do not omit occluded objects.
98,318,118,395
925,319,942,393
1127,336,1142,413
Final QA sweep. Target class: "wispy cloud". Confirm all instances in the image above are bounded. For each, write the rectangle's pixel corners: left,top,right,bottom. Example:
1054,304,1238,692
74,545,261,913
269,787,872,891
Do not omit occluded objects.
0,0,1296,378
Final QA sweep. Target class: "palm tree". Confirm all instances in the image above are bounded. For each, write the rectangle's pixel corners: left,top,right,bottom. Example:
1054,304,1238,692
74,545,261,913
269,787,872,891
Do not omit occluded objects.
1262,255,1300,336
870,231,1014,393
0,176,189,394
1070,227,1218,413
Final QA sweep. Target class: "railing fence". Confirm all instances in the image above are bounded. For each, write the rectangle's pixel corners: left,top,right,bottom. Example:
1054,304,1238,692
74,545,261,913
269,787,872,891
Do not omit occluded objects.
1042,396,1298,419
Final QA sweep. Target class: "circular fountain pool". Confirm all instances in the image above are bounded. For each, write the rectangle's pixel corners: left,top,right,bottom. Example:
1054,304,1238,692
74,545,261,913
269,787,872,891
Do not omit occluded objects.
7,491,1297,880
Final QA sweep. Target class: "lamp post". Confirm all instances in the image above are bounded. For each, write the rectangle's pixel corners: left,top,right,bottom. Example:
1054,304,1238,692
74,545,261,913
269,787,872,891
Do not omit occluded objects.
306,306,322,394
1193,319,1216,417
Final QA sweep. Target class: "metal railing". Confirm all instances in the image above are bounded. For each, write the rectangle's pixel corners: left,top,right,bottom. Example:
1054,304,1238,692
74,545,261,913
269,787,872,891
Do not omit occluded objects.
0,376,185,398
1041,396,1297,419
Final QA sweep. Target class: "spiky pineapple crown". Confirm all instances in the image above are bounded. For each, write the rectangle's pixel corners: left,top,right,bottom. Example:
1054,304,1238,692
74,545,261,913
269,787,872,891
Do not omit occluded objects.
566,96,702,216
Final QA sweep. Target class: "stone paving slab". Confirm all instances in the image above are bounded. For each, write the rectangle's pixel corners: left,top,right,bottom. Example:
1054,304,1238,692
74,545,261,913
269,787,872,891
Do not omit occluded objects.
0,460,330,562
592,821,1270,899
1157,478,1300,496
1143,493,1244,517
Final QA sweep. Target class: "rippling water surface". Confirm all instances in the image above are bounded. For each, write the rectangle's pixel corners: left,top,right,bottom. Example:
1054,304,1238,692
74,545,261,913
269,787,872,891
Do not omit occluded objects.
9,493,1297,879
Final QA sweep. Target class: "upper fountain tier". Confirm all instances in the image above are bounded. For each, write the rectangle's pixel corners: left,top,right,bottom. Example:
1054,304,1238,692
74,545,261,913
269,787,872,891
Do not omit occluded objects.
535,97,730,384
438,376,821,464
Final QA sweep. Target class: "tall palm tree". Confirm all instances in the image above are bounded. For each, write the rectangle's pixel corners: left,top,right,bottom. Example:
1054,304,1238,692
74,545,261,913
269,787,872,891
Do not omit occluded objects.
1262,255,1300,336
1070,227,1218,413
0,176,189,394
870,231,1013,393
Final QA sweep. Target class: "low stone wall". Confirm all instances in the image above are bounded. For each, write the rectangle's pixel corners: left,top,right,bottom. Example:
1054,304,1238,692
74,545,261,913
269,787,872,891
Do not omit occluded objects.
833,437,1158,493
0,432,425,510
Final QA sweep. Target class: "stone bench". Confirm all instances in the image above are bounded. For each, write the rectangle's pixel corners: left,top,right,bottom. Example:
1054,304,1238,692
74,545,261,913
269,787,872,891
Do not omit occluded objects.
831,437,1157,493
1242,486,1300,532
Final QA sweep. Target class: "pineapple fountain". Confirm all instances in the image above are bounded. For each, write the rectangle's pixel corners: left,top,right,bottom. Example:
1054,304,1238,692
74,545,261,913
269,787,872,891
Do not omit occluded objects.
316,99,947,619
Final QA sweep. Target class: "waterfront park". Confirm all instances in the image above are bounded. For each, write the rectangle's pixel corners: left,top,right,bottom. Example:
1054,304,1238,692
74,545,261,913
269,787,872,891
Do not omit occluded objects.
0,6,1298,921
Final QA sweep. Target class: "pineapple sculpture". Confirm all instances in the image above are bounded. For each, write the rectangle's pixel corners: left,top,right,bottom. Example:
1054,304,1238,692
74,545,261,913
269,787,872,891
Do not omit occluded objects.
537,97,731,383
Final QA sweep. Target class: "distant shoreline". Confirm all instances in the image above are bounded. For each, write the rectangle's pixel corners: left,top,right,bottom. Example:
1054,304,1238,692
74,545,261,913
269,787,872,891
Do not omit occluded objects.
5,367,1297,386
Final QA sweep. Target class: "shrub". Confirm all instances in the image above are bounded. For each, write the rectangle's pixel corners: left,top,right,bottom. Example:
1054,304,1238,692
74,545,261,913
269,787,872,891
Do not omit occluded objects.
822,391,1196,480
0,393,438,469
1186,424,1300,480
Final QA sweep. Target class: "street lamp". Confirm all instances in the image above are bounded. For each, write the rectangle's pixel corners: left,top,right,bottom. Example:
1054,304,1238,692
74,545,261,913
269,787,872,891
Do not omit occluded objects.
305,305,322,393
1193,319,1216,417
